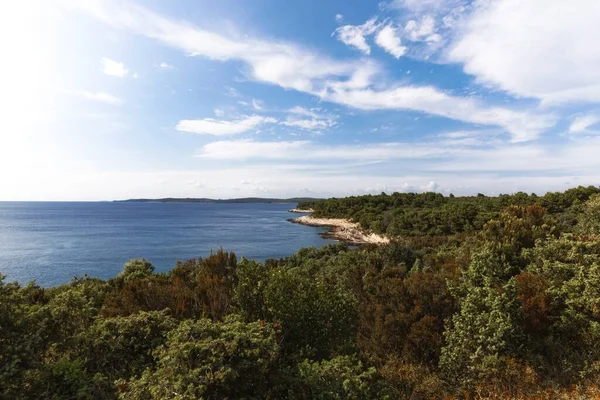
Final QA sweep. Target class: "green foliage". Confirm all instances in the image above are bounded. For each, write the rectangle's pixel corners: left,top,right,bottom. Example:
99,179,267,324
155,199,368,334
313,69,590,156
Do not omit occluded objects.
520,234,600,383
2,186,600,399
102,250,237,320
232,258,269,321
577,193,600,236
290,356,395,399
116,259,155,283
299,185,599,237
117,316,280,400
77,310,176,381
0,279,51,399
440,249,523,387
28,357,109,400
263,267,356,359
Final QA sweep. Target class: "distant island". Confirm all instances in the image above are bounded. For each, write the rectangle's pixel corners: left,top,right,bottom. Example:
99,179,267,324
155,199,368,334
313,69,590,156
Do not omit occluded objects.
115,197,322,204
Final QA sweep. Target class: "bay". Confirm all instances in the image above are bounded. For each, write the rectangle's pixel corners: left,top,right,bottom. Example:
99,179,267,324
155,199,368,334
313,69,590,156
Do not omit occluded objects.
0,202,335,287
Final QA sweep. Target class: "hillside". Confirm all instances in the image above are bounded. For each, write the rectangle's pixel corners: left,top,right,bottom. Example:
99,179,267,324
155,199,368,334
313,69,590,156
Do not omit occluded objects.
2,186,600,399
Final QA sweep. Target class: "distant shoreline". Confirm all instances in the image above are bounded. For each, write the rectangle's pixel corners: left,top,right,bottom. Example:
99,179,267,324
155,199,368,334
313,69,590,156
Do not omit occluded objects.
288,215,390,245
115,197,322,204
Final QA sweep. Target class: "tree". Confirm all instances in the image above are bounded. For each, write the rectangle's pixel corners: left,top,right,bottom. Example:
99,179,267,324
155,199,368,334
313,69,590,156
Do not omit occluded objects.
77,310,176,382
290,356,394,399
118,316,280,400
440,248,523,390
116,259,155,284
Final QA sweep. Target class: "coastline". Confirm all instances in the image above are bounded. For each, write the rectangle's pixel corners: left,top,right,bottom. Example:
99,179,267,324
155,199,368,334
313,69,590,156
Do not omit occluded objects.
288,215,390,245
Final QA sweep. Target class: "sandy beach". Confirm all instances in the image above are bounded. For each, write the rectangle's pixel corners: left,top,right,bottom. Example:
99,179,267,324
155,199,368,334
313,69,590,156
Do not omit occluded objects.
288,215,390,245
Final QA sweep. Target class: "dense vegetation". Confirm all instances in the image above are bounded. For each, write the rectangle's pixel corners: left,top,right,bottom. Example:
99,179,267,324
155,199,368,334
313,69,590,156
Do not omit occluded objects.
298,185,600,236
2,186,600,399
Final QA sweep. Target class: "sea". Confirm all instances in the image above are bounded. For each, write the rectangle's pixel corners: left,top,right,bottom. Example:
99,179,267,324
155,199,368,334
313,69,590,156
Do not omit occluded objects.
0,202,335,287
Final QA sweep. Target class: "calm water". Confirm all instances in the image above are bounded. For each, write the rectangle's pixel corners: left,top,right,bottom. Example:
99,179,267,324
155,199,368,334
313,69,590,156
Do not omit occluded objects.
0,202,334,287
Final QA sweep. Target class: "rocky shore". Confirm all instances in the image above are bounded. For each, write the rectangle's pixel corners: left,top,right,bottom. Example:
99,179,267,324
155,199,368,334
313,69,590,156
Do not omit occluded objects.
288,215,390,245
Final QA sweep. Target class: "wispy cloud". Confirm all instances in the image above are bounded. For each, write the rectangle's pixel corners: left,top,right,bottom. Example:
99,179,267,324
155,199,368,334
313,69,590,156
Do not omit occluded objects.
159,61,175,70
321,85,555,142
447,0,600,104
334,17,380,54
251,99,264,110
63,0,556,140
569,114,600,134
225,86,241,97
404,15,441,43
176,115,276,135
282,107,338,132
101,57,128,77
198,136,472,161
73,90,124,105
197,135,600,178
375,24,407,58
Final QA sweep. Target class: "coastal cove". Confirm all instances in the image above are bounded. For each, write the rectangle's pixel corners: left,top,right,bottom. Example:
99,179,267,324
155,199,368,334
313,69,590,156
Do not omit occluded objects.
0,202,336,287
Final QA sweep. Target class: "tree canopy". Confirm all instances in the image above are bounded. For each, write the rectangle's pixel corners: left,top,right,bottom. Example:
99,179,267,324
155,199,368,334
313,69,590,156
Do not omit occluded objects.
2,186,600,399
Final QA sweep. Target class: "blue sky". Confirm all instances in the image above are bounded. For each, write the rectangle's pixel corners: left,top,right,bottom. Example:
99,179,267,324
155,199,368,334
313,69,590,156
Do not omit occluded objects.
1,0,600,200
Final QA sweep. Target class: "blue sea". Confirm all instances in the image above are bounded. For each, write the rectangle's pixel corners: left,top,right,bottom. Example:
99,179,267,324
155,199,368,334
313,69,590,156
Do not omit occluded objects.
0,202,335,287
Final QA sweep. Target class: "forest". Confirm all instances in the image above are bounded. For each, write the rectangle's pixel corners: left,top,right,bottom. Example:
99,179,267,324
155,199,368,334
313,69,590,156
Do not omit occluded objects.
2,185,600,399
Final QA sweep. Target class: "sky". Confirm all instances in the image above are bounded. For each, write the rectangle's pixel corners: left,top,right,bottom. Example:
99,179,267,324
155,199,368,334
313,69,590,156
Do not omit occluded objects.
1,0,600,200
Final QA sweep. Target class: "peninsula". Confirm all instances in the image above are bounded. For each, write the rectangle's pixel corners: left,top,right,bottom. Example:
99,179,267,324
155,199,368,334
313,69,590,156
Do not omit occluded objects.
288,215,390,245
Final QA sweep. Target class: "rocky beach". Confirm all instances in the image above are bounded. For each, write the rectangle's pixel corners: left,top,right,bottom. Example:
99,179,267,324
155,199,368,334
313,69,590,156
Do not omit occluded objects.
288,215,390,245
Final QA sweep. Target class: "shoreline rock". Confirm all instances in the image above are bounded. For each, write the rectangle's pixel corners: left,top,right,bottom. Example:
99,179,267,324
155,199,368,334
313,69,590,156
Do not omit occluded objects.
288,208,315,213
288,215,390,245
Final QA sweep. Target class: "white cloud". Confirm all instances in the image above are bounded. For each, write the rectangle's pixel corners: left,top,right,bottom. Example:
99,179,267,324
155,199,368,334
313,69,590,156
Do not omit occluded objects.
251,99,264,110
7,133,600,200
198,138,457,161
74,90,124,105
176,115,276,135
196,136,600,182
447,0,600,104
384,0,467,58
8,163,599,201
404,15,441,42
288,106,321,119
200,139,310,159
281,119,335,131
241,179,261,185
569,114,600,134
375,24,407,58
101,57,128,77
321,85,555,142
214,108,225,117
390,0,453,13
335,14,344,23
62,0,362,93
225,86,241,97
159,61,175,70
420,181,439,191
63,0,555,139
282,107,338,132
334,17,380,54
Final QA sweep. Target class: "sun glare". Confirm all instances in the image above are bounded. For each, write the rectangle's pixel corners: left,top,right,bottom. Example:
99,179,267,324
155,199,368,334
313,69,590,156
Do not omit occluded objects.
0,2,62,188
